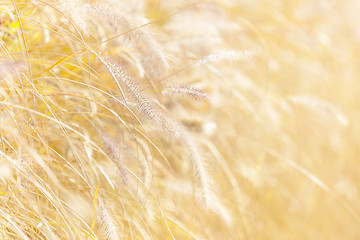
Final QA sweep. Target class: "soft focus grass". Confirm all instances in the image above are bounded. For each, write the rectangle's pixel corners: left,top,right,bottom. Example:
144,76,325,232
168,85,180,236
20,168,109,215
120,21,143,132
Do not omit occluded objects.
0,0,360,239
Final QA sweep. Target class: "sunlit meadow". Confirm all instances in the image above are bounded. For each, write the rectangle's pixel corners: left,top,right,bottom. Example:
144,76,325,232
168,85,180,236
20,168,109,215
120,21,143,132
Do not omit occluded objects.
0,0,359,239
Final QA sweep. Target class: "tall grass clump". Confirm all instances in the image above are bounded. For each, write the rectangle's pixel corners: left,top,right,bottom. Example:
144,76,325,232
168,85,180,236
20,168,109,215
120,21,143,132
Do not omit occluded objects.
1,0,360,239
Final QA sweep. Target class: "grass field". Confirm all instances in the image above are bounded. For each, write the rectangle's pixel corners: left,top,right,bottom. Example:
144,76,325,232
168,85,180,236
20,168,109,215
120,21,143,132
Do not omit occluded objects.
0,0,359,239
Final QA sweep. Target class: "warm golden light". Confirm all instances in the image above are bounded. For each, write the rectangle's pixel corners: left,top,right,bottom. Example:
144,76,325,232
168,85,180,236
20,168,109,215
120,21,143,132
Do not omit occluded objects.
0,0,359,239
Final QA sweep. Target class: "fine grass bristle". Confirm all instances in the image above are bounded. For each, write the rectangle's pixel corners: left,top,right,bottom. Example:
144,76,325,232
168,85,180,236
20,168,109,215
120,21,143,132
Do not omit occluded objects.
162,84,209,99
0,0,359,239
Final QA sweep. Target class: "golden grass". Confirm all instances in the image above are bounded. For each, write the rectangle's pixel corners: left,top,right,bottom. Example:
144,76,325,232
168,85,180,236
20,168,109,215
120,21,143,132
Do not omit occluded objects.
0,0,359,239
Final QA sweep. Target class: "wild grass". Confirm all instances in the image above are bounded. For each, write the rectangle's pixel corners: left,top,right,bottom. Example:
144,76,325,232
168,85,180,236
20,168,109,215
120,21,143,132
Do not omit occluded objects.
0,0,360,239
